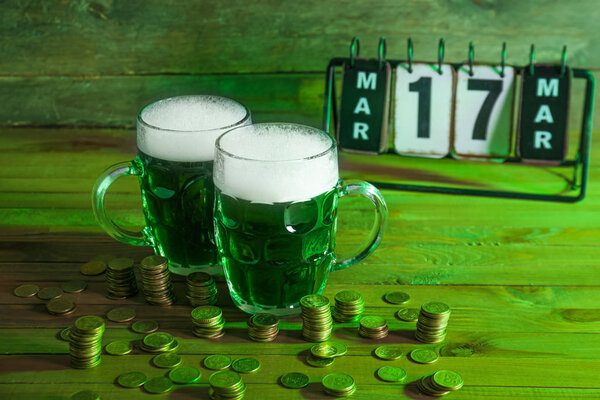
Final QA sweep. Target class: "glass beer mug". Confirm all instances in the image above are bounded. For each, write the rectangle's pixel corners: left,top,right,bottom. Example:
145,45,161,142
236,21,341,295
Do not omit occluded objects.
92,95,250,275
213,123,387,315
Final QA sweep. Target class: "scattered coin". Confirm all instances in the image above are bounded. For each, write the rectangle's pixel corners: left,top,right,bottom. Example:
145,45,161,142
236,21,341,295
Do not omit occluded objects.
231,357,260,374
358,315,389,339
300,294,333,342
139,255,175,306
169,365,201,384
396,308,419,322
416,302,451,344
332,290,365,322
306,353,334,368
377,366,407,382
191,305,225,339
280,372,310,389
248,313,279,342
70,390,101,400
60,326,72,341
152,352,182,369
13,284,40,298
46,297,76,316
106,306,136,323
186,271,217,306
80,260,107,276
410,348,439,364
374,345,403,360
311,342,347,359
322,373,356,397
131,320,159,334
204,354,232,370
69,316,105,369
143,376,173,394
141,332,175,353
61,279,87,293
384,291,410,305
209,370,247,399
106,258,137,299
37,287,63,300
117,371,147,388
105,340,133,356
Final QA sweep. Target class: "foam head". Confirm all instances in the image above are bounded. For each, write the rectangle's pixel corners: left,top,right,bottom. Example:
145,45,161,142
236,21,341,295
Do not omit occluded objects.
214,123,339,203
137,95,250,162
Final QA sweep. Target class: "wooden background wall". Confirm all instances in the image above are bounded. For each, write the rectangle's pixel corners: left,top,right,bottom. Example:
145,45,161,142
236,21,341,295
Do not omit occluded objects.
0,0,598,129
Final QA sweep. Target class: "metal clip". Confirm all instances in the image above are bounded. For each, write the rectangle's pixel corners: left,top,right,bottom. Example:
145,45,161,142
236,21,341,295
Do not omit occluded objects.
407,37,413,73
378,37,387,69
560,45,567,77
350,37,360,67
468,42,474,76
500,42,506,77
529,44,535,75
437,38,445,75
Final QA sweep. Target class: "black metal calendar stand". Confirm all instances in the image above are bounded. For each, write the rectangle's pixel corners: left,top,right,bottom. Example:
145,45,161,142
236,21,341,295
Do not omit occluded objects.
323,41,595,203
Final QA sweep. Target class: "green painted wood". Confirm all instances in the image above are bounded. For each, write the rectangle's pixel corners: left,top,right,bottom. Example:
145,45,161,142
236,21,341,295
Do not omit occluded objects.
1,0,599,76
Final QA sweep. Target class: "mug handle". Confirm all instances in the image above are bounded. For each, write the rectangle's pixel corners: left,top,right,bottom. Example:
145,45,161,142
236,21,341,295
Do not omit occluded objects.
91,161,150,246
333,179,388,271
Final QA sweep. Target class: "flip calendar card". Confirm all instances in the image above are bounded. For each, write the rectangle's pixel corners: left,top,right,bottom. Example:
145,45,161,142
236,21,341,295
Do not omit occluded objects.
517,66,570,163
453,65,515,159
338,59,392,155
393,63,454,158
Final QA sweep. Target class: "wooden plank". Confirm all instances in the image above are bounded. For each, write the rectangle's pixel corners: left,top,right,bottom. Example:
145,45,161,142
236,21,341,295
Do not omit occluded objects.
1,0,599,76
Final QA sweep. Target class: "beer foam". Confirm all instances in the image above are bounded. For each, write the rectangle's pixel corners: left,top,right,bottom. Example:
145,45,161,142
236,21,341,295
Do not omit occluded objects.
214,124,339,203
137,95,250,162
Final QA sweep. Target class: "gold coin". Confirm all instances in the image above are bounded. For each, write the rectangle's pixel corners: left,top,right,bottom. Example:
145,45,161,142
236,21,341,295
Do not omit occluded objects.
47,297,76,315
80,260,107,276
61,280,87,293
38,287,63,300
14,284,40,298
106,307,136,322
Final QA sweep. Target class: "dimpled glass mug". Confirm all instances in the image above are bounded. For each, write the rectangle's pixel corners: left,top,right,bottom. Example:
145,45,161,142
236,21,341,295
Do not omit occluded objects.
213,123,388,316
92,95,250,275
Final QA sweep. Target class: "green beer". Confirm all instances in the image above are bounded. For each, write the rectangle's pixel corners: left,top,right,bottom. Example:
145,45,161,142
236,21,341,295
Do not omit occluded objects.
93,95,250,275
214,123,387,315
214,187,338,313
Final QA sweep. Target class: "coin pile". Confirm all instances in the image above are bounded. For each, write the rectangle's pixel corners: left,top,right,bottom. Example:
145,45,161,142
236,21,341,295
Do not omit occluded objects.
69,316,105,369
416,302,451,343
358,315,388,339
322,373,357,397
106,258,137,299
46,297,76,316
140,332,179,353
186,272,218,306
300,294,333,342
209,370,247,400
332,290,365,322
247,313,279,342
191,306,225,339
139,255,175,306
417,370,463,396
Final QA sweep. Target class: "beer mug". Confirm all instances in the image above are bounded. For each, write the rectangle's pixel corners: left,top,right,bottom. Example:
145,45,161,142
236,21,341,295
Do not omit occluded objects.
213,123,387,315
92,95,251,275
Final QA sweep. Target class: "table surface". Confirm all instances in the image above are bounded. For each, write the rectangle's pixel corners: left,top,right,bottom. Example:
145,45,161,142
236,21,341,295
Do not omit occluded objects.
1,127,600,400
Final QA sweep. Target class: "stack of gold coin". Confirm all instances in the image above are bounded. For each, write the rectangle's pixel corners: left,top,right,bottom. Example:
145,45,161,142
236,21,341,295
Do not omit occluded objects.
140,332,179,353
358,315,389,339
106,258,137,299
191,306,225,339
300,294,333,343
209,370,246,400
322,373,357,397
417,370,463,396
416,302,451,344
139,255,175,306
186,272,218,306
332,290,365,322
247,313,279,342
69,316,105,369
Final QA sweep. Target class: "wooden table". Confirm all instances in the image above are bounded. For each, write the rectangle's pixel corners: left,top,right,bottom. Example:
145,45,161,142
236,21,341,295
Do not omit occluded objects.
2,126,600,399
